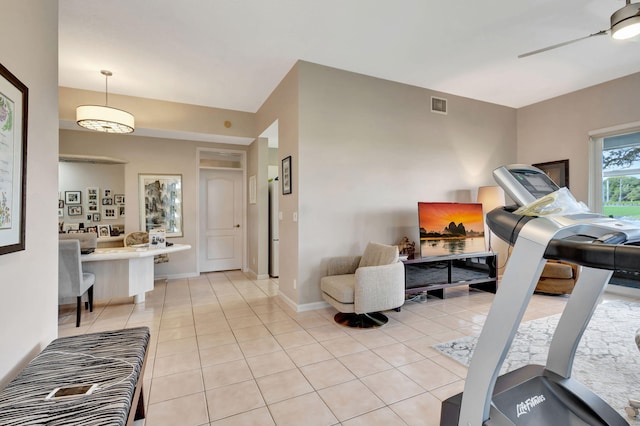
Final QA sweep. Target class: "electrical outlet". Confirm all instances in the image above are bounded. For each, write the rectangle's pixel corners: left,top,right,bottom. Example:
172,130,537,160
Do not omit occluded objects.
293,279,297,289
278,211,283,220
293,212,297,222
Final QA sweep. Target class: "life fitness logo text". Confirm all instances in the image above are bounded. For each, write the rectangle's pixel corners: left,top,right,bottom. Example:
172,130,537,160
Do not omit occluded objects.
516,394,546,418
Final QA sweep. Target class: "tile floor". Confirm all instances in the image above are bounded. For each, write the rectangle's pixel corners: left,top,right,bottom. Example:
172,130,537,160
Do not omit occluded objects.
57,271,627,426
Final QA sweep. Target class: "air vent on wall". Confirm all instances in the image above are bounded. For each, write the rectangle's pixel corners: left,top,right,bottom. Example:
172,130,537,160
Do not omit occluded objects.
431,96,448,115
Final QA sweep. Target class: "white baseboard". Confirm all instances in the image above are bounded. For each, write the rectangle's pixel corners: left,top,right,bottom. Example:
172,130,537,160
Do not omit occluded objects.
154,272,199,281
278,292,330,312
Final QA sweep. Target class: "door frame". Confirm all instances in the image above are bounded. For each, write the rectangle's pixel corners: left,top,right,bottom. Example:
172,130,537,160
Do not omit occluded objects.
196,147,247,274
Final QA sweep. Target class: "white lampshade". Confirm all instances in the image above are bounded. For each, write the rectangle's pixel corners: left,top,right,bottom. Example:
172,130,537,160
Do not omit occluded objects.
477,186,505,213
76,105,135,134
611,2,640,40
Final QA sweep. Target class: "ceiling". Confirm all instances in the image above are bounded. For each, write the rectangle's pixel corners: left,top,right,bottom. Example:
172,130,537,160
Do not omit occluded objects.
59,0,640,113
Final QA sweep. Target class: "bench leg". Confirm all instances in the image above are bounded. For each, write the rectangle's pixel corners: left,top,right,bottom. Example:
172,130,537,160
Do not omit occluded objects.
134,384,145,420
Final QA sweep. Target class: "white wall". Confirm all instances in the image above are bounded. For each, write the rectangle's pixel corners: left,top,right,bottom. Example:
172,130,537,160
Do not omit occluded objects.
0,1,59,387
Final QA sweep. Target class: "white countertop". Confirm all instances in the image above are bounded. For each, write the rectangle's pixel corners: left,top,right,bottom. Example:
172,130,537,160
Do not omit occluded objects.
82,243,191,262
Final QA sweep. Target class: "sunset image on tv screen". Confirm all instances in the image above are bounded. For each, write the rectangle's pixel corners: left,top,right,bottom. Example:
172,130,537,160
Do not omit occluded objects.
418,202,485,256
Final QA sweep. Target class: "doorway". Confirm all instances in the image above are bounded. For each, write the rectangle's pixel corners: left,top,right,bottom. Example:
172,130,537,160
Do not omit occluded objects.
198,149,245,273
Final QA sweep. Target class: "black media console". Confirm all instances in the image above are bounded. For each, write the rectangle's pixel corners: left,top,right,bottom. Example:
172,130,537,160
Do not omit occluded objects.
402,251,497,298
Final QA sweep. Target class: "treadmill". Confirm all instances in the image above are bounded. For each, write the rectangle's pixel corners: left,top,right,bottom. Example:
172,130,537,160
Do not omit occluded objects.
441,164,640,426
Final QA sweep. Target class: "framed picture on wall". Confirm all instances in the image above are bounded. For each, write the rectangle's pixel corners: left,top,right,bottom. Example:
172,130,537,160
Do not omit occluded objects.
102,206,118,220
282,156,292,195
138,174,183,237
68,205,83,216
114,194,125,205
0,62,28,256
533,159,569,188
92,213,101,222
65,190,81,205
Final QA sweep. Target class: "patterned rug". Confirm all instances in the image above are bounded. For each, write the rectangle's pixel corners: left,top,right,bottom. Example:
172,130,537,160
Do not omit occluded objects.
433,299,640,423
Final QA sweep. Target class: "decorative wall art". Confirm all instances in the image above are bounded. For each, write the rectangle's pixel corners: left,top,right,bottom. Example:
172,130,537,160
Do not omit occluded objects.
249,175,256,204
282,156,292,195
65,191,81,205
0,63,28,255
102,206,117,220
533,159,569,188
86,187,99,212
138,174,183,237
68,206,83,216
114,194,125,205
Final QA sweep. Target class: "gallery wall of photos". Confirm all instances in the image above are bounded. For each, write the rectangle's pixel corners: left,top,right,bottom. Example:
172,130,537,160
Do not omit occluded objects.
58,187,125,236
58,162,125,237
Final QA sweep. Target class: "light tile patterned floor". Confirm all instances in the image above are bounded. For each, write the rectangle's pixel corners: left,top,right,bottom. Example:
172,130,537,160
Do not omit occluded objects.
58,271,623,426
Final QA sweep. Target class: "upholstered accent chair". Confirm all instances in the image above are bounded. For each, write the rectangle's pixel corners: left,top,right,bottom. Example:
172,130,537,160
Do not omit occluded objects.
124,231,169,264
535,260,579,295
59,239,95,327
320,242,405,328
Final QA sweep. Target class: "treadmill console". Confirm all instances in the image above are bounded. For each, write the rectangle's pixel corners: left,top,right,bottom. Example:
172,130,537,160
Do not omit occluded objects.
493,164,560,207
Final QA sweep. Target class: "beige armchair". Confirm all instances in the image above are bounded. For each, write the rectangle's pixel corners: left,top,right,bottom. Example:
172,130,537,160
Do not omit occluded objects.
321,242,405,328
535,260,578,295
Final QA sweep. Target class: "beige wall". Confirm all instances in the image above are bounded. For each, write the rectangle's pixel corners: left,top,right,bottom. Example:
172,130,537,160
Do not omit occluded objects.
517,72,640,205
255,61,517,309
0,1,59,387
60,87,256,138
256,65,300,306
246,137,269,278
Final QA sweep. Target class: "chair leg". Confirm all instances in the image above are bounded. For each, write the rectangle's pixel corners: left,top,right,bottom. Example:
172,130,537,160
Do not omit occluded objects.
88,286,94,312
75,296,82,327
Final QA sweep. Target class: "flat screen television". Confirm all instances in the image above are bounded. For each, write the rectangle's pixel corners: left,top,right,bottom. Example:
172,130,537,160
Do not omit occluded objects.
418,202,486,256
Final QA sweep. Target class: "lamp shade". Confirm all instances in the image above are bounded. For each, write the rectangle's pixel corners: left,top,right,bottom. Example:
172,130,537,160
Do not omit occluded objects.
76,105,135,134
477,186,505,214
611,2,640,40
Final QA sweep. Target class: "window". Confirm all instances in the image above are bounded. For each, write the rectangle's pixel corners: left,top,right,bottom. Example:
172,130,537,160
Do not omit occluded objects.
590,129,640,288
601,131,640,223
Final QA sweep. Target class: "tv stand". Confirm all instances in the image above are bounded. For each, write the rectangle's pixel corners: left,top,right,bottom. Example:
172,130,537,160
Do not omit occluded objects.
402,251,497,298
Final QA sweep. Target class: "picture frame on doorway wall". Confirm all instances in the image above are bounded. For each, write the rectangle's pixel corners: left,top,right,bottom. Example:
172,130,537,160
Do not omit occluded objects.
282,156,292,195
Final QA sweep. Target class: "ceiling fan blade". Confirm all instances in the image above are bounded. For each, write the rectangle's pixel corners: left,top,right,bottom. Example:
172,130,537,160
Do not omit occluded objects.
518,29,609,58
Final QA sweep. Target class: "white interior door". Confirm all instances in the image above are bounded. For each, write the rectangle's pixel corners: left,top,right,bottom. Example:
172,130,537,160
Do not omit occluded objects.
199,169,243,272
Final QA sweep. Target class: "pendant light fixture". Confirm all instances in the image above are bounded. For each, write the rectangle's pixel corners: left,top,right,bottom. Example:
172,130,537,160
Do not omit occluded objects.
76,70,135,134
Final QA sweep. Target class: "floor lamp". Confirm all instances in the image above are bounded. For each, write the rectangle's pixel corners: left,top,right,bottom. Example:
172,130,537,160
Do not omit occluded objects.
477,186,505,252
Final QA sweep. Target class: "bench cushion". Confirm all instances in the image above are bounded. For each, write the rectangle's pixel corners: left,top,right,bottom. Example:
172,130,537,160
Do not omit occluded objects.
0,327,149,426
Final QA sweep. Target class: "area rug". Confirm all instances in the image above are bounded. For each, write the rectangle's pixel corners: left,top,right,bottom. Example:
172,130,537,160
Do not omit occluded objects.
433,299,640,424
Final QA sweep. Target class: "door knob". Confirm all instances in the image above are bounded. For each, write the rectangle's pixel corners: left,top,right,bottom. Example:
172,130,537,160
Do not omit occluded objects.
235,224,240,228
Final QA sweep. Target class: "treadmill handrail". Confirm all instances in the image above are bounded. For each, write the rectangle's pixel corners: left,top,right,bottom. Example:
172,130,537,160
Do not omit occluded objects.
544,239,640,273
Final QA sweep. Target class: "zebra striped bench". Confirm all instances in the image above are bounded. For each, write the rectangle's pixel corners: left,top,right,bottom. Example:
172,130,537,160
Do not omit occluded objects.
0,327,150,426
